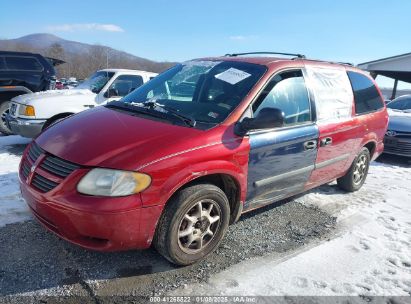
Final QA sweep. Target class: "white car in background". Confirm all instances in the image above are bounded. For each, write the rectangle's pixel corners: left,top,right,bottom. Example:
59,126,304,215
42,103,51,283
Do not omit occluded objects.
6,69,158,138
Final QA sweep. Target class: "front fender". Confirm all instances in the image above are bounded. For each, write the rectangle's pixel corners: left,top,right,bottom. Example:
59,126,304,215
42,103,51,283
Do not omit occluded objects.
140,160,247,208
138,128,251,208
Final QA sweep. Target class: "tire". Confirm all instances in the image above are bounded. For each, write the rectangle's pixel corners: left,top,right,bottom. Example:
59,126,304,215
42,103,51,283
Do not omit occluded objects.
0,102,13,135
337,147,370,192
153,184,230,266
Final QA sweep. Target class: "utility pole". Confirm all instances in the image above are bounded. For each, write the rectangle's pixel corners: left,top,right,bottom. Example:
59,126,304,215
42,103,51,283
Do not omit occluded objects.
106,49,109,69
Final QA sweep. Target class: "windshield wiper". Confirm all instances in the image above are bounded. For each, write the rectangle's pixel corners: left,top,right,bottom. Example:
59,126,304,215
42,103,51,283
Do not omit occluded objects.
136,100,196,127
106,102,169,120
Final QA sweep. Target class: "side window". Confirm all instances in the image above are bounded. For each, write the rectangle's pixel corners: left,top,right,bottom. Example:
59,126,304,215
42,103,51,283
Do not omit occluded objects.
108,75,144,97
5,56,43,71
252,70,311,126
305,66,353,121
347,71,384,115
0,57,6,70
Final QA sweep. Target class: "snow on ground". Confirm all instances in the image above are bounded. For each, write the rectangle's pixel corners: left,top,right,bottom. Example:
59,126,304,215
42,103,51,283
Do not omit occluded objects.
0,135,32,227
173,160,411,296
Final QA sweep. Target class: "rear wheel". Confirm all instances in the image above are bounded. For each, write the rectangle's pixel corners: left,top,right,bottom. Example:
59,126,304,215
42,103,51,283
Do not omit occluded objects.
154,184,230,266
0,102,13,135
337,147,370,192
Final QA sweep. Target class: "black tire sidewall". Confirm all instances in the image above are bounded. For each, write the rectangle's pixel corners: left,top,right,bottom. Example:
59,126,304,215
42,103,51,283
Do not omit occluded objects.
166,185,230,265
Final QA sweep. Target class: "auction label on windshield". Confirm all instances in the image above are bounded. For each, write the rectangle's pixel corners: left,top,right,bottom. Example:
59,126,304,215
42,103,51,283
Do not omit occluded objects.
215,68,251,85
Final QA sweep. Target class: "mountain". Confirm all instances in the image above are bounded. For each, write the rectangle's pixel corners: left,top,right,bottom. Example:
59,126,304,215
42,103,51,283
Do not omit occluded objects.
0,33,175,78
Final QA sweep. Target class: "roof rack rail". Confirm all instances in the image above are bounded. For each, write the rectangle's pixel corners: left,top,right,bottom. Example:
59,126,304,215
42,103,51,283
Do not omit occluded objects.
303,58,354,66
224,52,306,59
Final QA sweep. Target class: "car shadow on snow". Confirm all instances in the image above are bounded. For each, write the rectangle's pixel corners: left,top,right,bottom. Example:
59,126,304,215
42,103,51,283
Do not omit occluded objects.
375,153,411,168
2,143,28,157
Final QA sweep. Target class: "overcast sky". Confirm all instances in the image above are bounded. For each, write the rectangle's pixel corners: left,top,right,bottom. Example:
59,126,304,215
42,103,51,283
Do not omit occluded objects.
1,0,410,89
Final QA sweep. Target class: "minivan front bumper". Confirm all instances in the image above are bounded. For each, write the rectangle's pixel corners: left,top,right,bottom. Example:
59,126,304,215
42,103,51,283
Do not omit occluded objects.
18,142,164,251
6,114,46,138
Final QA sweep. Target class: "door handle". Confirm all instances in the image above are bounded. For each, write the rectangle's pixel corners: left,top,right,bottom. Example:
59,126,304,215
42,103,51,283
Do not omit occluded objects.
320,137,333,146
304,140,317,150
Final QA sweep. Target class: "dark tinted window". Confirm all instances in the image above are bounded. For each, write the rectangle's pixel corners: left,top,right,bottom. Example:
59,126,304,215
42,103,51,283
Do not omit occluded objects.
0,57,6,70
5,56,43,71
109,75,144,96
387,96,411,110
347,71,384,114
252,70,312,125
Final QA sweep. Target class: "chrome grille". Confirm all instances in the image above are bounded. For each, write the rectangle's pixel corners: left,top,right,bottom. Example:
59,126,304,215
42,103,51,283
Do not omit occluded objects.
9,103,17,116
386,130,411,139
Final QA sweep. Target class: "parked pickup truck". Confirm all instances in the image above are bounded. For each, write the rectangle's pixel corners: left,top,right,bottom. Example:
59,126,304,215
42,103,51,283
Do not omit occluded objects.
6,69,157,138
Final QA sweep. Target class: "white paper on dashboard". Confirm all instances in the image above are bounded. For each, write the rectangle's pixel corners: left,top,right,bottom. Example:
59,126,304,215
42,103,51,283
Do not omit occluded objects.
215,68,251,85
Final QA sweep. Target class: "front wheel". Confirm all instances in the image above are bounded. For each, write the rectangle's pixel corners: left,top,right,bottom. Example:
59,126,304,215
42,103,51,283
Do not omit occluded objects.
337,147,370,192
0,102,13,135
154,184,230,266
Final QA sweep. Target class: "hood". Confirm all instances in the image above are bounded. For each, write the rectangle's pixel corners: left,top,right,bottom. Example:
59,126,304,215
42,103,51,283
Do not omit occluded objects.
35,106,207,170
387,110,411,133
12,89,95,105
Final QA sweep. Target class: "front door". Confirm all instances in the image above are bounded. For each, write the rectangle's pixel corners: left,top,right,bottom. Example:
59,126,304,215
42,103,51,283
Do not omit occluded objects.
245,69,319,211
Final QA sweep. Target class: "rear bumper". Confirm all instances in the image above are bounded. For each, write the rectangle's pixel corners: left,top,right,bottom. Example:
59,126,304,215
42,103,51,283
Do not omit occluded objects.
20,174,164,251
6,114,46,138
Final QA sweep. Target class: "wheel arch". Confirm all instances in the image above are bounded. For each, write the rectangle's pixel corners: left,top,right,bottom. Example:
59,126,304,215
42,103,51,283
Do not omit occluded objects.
363,140,377,158
43,112,74,130
180,173,243,224
153,167,245,225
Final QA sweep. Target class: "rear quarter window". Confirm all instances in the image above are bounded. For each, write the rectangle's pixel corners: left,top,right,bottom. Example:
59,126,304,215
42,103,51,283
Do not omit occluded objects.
347,71,384,115
5,56,43,71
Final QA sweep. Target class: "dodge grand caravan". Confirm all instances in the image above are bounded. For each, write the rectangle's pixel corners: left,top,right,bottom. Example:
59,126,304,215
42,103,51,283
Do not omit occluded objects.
19,52,388,265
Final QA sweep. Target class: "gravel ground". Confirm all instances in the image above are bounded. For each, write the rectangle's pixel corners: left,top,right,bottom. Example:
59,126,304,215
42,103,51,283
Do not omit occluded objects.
0,193,336,303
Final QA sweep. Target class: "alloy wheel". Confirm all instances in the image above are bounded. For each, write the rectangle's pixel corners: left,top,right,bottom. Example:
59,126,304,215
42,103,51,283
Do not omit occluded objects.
353,154,368,185
177,199,221,254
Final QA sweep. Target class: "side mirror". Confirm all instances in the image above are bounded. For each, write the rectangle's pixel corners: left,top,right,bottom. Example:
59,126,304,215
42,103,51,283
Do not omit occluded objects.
104,88,118,98
235,108,284,136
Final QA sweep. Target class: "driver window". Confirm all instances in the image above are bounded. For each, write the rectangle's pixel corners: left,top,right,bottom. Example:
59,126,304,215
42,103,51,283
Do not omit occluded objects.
252,70,312,126
108,75,144,97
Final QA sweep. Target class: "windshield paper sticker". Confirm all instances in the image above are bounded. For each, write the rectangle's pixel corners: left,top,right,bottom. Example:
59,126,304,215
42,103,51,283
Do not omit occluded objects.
215,68,251,85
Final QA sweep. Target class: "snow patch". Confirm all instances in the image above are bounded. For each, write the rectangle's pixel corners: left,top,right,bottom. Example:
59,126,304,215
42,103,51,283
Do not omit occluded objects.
0,135,32,227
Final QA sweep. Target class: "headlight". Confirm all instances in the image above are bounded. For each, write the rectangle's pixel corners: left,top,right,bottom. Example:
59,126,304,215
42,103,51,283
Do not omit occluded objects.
77,168,151,197
18,105,36,117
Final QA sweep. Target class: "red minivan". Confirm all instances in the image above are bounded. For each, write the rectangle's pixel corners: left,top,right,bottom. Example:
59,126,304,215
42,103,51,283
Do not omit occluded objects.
19,53,388,265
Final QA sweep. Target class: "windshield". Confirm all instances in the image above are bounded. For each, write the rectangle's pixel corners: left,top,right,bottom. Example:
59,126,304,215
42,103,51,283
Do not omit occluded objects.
76,71,114,93
387,96,411,111
118,60,266,127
